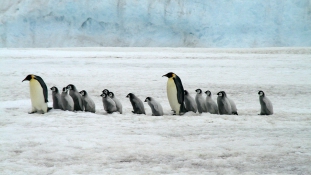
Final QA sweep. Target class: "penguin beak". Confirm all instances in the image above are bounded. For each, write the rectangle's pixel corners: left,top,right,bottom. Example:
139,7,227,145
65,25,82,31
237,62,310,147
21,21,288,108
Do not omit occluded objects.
126,95,129,98
162,74,167,77
144,99,147,102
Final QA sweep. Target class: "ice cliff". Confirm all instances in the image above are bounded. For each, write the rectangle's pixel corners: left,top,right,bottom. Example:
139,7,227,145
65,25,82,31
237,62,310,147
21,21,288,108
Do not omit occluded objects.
0,0,310,48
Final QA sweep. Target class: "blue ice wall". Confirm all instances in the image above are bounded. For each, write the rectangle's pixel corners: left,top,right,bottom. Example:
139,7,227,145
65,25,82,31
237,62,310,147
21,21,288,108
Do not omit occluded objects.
0,0,310,47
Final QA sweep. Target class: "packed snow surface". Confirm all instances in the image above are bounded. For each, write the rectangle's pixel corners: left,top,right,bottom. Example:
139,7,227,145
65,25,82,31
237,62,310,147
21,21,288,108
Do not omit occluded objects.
1,0,311,47
0,47,311,174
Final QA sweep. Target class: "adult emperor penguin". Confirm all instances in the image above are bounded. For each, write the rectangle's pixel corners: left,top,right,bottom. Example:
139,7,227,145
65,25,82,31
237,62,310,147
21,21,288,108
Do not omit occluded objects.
67,84,83,111
22,74,51,114
108,91,122,114
80,90,96,113
258,90,273,115
217,91,232,115
100,92,117,114
195,89,208,114
50,86,63,110
144,97,164,116
162,72,186,115
126,93,145,114
184,90,197,113
205,90,219,114
61,87,74,111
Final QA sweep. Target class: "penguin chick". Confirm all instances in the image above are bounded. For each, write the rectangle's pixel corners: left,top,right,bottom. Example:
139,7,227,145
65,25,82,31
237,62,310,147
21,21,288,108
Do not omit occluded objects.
144,97,164,116
184,90,197,113
258,90,273,115
67,84,83,111
102,89,109,95
22,74,51,114
50,86,63,110
205,90,219,114
217,91,232,115
108,91,122,114
162,72,186,115
228,97,238,115
100,93,117,114
60,87,74,111
126,93,145,114
80,90,96,113
195,89,208,114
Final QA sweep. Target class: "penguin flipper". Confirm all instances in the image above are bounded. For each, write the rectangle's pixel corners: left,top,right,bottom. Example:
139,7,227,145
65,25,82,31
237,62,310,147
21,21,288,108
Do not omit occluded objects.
173,76,185,105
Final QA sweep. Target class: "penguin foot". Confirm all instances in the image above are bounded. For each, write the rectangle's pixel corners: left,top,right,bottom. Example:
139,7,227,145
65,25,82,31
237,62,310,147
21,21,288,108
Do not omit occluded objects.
232,112,238,115
28,111,37,114
132,111,136,114
47,107,52,112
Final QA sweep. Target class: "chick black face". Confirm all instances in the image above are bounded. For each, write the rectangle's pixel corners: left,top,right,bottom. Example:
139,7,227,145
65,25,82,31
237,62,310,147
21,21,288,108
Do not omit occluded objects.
258,90,265,96
101,93,107,98
50,86,59,92
80,90,86,96
195,89,202,94
217,91,226,97
144,97,151,102
103,89,109,95
126,93,133,98
205,90,211,96
62,87,68,92
67,84,75,90
108,92,114,98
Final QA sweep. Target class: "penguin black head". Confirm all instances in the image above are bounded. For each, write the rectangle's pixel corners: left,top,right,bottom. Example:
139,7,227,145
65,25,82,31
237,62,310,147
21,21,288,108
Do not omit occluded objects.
258,90,265,96
195,89,202,94
62,87,68,92
162,72,176,78
67,84,76,91
22,74,35,82
205,90,211,96
217,91,226,97
50,86,59,92
102,89,109,95
184,90,189,95
100,93,107,98
108,92,115,98
126,93,134,98
144,97,151,102
80,90,87,96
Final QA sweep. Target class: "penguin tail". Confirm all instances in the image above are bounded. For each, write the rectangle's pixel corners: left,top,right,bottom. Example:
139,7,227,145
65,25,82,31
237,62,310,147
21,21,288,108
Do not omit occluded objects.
232,112,238,115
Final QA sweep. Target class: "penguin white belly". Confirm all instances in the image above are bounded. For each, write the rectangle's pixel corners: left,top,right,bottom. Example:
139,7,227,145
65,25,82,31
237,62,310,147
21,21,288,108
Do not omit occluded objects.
29,79,47,113
167,78,180,114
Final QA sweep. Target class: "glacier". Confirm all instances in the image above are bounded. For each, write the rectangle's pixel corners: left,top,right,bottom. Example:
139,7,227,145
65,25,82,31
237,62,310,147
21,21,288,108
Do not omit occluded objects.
0,0,311,48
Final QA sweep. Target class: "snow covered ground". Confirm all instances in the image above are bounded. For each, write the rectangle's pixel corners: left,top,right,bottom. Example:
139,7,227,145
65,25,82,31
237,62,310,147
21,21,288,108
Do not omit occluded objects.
0,47,311,174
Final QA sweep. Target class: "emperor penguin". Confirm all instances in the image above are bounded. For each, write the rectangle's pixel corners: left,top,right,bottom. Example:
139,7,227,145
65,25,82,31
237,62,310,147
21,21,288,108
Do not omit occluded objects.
228,97,238,115
50,86,63,110
126,93,145,114
79,90,96,113
144,97,164,116
217,91,232,115
195,89,208,114
184,90,197,113
204,90,219,114
108,91,122,114
22,74,51,114
162,72,186,115
100,92,117,114
102,89,109,95
258,90,273,115
67,84,83,111
60,87,74,111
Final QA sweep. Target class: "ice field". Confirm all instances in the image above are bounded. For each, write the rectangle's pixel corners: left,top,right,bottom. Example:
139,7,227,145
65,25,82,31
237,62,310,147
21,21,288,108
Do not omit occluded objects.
0,47,311,174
